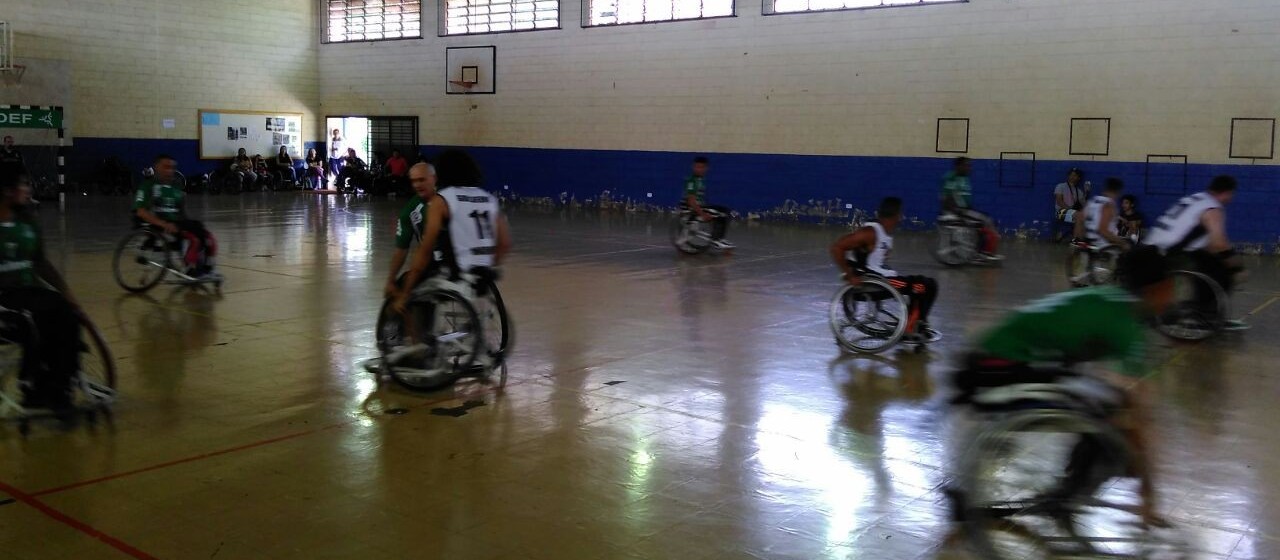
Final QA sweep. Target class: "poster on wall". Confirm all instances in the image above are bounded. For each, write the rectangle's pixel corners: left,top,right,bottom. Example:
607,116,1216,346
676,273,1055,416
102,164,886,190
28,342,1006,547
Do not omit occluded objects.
199,110,305,159
265,117,275,131
227,127,237,140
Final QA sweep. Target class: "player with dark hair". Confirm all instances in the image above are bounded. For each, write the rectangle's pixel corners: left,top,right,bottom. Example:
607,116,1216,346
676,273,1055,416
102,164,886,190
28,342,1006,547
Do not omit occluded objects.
683,156,734,250
831,197,940,342
940,157,1002,261
134,154,219,278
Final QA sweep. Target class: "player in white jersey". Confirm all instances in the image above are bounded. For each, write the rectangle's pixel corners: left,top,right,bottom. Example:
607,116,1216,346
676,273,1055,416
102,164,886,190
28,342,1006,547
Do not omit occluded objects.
394,150,512,313
1143,175,1246,330
831,197,940,341
1073,178,1129,251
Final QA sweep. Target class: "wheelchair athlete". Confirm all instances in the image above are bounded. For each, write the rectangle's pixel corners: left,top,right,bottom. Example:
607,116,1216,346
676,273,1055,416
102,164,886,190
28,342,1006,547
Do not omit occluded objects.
939,156,1002,261
384,162,440,299
1069,178,1130,286
134,154,219,278
953,245,1174,527
831,197,939,342
0,169,83,411
1143,175,1247,331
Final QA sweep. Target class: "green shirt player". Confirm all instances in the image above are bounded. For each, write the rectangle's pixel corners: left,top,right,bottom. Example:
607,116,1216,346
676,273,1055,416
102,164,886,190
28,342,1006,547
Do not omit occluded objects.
134,154,219,277
958,245,1174,526
682,156,734,250
384,162,438,298
0,167,85,410
939,157,1002,260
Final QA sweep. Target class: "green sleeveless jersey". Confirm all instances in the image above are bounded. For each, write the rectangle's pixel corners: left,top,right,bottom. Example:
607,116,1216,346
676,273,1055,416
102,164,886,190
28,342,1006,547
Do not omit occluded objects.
134,179,185,221
395,196,427,250
683,175,706,205
977,286,1146,377
0,220,42,288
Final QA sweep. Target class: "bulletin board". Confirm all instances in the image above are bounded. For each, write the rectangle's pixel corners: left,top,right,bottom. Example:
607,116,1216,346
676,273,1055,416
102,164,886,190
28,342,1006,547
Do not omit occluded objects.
198,109,303,160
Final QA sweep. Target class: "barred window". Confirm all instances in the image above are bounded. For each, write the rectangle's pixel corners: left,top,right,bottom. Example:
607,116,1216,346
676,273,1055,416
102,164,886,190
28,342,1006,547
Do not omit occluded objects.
766,0,962,15
442,0,561,36
586,0,734,26
326,0,422,43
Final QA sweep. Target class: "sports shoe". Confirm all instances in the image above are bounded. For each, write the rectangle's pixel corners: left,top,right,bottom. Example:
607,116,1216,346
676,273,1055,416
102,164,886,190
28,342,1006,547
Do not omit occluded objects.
919,325,943,343
712,239,735,250
1222,319,1250,332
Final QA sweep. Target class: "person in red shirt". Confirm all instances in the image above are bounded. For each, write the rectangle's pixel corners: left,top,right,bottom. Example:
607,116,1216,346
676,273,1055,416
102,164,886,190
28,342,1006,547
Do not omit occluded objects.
384,149,410,195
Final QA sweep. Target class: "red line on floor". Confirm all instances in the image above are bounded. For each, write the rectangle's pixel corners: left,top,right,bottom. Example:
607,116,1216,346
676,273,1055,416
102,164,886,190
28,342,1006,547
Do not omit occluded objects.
0,479,158,560
32,378,530,498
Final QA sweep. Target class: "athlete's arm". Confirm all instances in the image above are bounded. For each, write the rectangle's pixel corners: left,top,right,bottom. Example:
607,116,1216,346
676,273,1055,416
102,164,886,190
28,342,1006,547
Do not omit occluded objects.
385,212,414,296
1055,189,1068,211
494,213,513,266
685,193,710,221
394,195,448,311
31,235,77,309
829,227,875,284
1201,208,1231,253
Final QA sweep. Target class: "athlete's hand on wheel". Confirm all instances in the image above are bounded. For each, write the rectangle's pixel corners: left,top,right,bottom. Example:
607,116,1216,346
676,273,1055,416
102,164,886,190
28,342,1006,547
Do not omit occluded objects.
384,281,400,299
392,292,410,315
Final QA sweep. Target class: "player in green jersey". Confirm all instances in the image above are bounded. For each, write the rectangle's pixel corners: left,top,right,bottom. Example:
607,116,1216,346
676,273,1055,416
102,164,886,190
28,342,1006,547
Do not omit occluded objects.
0,166,84,410
956,245,1174,526
133,154,218,278
683,156,734,250
384,162,438,298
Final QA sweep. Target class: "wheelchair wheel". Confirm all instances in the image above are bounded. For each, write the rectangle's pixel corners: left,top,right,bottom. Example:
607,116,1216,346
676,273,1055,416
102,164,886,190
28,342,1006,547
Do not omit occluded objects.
934,225,979,266
670,215,713,255
375,298,404,354
112,229,172,293
829,279,909,354
1065,246,1121,287
958,410,1133,560
1155,270,1227,342
383,290,482,392
474,279,511,362
73,315,117,407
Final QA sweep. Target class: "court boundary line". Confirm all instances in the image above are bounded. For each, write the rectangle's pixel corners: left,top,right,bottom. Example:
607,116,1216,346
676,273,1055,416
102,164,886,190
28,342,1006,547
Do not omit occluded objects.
0,479,159,560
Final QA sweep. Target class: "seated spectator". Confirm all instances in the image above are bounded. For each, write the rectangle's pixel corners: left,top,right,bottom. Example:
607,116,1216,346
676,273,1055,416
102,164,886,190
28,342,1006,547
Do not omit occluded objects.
1117,194,1144,242
233,148,257,188
1053,168,1089,241
304,148,324,190
336,148,367,191
275,146,297,184
0,136,25,174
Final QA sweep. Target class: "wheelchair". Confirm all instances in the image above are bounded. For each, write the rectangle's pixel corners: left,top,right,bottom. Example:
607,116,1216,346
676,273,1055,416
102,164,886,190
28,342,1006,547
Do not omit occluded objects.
1153,269,1230,342
670,207,728,255
933,214,995,267
0,305,116,436
828,273,941,355
948,365,1187,559
1065,241,1123,287
111,226,223,294
376,267,511,392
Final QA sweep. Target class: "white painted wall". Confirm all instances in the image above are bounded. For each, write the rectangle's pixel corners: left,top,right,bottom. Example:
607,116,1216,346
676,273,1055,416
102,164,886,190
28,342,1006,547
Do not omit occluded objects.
0,0,321,142
320,0,1280,163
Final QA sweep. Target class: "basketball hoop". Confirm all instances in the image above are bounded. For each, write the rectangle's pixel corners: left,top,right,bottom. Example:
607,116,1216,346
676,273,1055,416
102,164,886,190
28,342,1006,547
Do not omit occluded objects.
0,64,25,86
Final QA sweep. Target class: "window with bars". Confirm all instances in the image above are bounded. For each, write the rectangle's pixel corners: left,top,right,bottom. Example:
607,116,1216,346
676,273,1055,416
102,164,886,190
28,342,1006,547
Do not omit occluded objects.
765,0,962,15
326,0,422,43
441,0,560,36
585,0,734,26
367,117,419,163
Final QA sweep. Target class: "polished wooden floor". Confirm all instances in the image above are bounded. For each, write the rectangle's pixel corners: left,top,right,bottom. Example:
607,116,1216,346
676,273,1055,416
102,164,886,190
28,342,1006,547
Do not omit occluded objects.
1,193,1277,559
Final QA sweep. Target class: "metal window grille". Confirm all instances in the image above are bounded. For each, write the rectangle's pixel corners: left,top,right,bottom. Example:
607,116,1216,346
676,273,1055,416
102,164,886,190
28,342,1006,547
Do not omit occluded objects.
326,0,422,43
442,0,560,36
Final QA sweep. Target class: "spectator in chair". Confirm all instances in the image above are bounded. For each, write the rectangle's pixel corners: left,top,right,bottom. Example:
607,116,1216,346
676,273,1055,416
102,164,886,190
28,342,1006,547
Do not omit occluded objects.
1118,194,1145,243
336,148,367,191
304,148,324,190
1053,168,1090,242
233,148,257,187
275,146,296,184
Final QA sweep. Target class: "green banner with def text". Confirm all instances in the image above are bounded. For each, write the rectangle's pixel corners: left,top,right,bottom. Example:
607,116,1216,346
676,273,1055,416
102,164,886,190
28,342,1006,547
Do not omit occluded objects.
0,108,63,129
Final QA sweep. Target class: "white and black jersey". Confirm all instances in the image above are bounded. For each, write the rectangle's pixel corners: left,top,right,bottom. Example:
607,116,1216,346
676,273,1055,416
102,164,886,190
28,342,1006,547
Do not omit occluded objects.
439,186,501,272
1144,192,1222,253
1082,195,1118,248
848,222,897,277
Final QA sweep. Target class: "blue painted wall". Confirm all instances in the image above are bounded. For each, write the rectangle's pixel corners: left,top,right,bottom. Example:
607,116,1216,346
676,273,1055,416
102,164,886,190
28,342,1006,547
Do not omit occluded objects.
417,145,1280,245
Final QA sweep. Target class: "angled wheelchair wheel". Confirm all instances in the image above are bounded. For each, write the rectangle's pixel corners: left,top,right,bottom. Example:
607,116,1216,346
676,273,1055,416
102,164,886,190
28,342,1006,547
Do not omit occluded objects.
829,279,909,354
112,229,172,293
375,298,404,355
74,315,117,408
383,290,482,392
1155,270,1227,342
670,215,713,255
474,279,511,363
934,225,979,267
958,410,1134,560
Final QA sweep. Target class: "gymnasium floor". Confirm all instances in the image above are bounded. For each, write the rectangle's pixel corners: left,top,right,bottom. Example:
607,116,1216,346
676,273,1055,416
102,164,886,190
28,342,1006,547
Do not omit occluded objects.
1,193,1277,559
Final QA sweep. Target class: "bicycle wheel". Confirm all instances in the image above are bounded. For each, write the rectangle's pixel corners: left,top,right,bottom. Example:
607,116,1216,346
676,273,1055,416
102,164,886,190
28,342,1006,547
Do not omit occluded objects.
474,280,511,362
1155,270,1227,342
73,315,116,408
829,280,908,354
959,410,1133,560
112,229,171,293
383,290,482,392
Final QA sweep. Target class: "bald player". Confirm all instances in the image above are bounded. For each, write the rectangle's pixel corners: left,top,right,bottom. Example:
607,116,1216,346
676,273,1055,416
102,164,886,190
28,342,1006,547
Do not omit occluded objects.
384,162,438,298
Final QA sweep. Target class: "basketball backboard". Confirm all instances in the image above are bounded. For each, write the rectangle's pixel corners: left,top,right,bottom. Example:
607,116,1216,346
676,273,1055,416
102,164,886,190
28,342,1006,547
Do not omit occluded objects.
445,46,496,95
